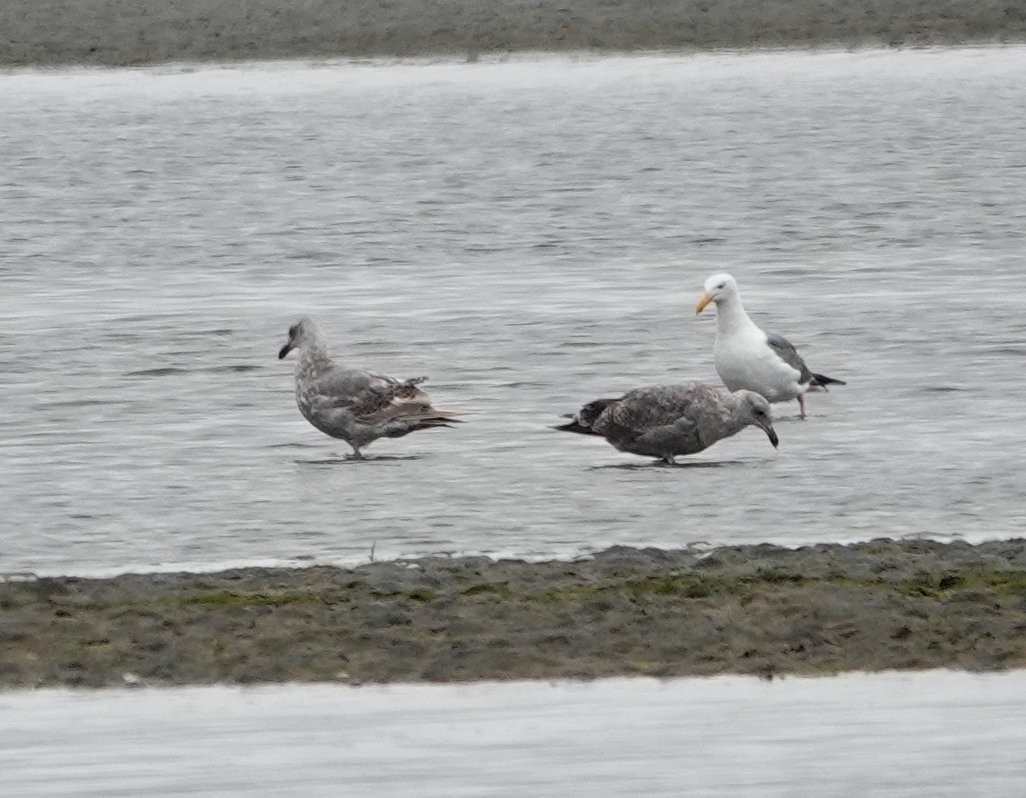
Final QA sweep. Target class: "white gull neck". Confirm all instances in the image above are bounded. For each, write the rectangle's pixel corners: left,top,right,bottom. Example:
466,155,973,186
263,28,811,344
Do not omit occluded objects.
714,294,761,339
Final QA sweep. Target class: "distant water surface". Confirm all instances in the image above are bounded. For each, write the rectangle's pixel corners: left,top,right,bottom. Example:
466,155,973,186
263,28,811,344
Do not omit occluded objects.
3,671,1026,796
2,47,1025,575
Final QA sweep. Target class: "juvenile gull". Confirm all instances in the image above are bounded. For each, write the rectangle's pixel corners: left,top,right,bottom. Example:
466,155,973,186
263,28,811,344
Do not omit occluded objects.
278,317,459,459
696,273,845,419
555,382,778,464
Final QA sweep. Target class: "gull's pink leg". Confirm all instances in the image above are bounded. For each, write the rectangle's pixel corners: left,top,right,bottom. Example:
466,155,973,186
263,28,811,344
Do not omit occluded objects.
797,393,807,420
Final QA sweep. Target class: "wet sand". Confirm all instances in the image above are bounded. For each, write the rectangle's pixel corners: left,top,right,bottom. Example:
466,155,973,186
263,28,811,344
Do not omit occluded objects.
1,0,1024,67
3,539,1026,688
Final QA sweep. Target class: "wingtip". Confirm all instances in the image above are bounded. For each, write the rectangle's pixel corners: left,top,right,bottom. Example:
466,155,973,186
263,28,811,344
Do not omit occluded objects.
552,420,596,435
811,373,846,387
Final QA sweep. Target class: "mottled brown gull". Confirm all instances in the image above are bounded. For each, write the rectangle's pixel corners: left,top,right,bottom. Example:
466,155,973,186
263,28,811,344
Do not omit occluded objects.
278,317,459,459
696,273,845,419
555,382,778,464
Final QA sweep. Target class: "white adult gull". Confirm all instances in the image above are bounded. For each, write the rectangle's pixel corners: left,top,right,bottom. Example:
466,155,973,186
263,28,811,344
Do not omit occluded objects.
554,382,778,464
695,273,845,419
278,317,459,459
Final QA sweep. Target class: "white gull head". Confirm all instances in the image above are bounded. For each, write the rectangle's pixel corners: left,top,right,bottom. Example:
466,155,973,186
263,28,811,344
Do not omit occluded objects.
695,272,740,314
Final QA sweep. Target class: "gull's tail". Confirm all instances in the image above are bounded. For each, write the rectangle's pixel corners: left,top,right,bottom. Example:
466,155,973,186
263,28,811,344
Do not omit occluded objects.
552,418,600,435
810,373,846,390
379,413,461,438
552,398,616,435
410,417,459,430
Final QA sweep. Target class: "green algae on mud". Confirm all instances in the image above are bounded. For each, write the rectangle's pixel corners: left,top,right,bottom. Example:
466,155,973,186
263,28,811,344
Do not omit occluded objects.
3,539,1026,688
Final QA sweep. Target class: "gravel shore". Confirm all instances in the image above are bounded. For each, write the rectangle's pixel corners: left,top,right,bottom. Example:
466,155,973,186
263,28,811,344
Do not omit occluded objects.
2,0,1024,67
3,539,1026,688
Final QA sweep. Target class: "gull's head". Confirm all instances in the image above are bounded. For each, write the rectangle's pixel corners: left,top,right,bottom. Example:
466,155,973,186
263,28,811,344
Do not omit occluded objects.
278,316,320,359
695,273,738,314
737,390,778,449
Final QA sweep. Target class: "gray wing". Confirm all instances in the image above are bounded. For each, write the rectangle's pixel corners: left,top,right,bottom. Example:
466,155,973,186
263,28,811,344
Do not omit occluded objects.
310,366,433,422
603,383,734,453
307,366,386,409
607,385,709,430
597,384,717,453
765,332,814,383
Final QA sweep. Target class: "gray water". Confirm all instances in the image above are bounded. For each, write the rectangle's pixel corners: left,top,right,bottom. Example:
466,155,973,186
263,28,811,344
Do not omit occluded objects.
3,671,1026,796
3,47,1026,576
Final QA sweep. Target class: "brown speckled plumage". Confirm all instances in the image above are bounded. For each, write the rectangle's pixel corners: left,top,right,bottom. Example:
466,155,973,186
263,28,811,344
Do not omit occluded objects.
556,382,778,464
278,317,458,459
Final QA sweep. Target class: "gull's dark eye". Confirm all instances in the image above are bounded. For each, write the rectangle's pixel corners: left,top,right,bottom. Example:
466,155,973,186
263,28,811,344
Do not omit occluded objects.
716,282,725,290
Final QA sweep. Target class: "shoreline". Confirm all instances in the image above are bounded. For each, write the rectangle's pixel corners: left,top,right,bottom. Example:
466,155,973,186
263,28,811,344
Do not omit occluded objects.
2,41,1022,76
1,0,1023,68
3,538,1026,689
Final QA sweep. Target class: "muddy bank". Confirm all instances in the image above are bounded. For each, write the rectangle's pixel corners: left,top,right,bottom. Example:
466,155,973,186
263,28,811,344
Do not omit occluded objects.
3,538,1026,688
1,0,1024,67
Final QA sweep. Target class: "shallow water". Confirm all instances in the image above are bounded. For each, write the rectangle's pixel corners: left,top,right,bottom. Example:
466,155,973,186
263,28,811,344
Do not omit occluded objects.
3,671,1025,796
3,47,1026,576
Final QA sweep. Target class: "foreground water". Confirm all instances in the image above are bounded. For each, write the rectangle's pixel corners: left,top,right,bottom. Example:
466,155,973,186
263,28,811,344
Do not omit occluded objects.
2,671,1024,796
3,47,1026,576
